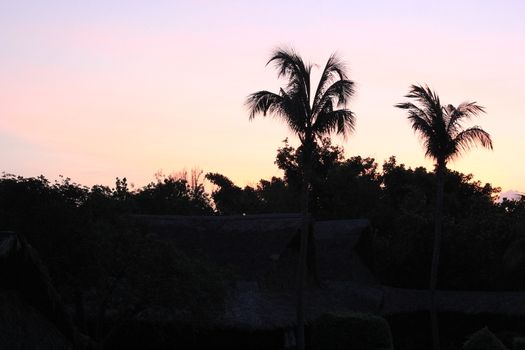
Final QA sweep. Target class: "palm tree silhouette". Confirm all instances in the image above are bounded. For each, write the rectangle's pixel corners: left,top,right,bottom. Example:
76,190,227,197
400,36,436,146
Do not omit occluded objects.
396,84,493,350
246,47,355,350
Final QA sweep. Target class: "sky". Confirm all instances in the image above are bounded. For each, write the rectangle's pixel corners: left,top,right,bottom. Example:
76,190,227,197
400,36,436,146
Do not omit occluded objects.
1,0,524,195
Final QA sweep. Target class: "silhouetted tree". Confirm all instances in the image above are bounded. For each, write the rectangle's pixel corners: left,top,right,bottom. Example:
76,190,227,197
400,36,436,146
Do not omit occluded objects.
396,84,493,350
256,176,298,213
275,138,344,198
246,48,356,350
205,172,261,214
275,138,381,219
135,175,212,215
367,158,507,291
321,155,381,219
0,174,225,348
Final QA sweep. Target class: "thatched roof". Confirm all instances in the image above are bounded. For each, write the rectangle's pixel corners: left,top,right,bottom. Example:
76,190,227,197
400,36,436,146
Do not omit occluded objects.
133,214,375,284
0,231,76,349
133,214,306,281
315,219,377,284
218,283,525,330
381,286,525,316
0,291,73,350
130,215,381,330
217,281,384,330
128,215,525,330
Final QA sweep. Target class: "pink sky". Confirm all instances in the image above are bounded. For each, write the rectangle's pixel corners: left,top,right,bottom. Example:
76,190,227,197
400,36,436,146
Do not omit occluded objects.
1,1,524,194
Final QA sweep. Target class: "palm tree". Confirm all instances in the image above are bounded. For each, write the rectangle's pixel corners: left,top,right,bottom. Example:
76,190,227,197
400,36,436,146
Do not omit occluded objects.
246,48,355,350
396,84,493,350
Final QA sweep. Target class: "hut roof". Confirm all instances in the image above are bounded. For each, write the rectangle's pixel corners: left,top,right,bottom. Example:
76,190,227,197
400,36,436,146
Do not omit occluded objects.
130,215,382,330
314,219,377,284
133,214,305,281
138,280,384,331
0,231,76,348
381,287,525,316
127,216,525,330
0,291,73,350
217,285,525,330
218,281,383,330
133,214,375,284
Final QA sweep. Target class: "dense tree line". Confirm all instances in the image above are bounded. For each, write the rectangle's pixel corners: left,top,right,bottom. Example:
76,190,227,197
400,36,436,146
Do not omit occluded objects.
211,141,525,291
0,172,223,346
2,140,523,297
1,144,524,349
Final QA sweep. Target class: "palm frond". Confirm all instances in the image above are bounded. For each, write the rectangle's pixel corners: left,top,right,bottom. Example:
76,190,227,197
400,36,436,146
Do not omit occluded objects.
267,47,312,106
457,101,485,116
446,102,485,135
312,52,349,108
245,89,307,137
395,101,433,125
453,126,493,158
248,48,355,145
280,91,309,136
394,84,495,164
404,85,444,130
245,90,284,120
313,108,355,138
404,84,441,111
406,111,434,138
313,79,355,117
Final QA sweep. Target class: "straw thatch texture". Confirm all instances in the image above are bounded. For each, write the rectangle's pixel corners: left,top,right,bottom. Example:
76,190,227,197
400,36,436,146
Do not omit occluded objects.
0,291,73,350
127,215,525,331
218,281,384,330
133,214,307,282
0,231,76,349
131,215,381,330
381,287,525,316
315,219,377,284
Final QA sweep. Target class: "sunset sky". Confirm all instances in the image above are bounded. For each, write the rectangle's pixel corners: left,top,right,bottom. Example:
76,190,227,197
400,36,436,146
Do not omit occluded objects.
1,1,524,195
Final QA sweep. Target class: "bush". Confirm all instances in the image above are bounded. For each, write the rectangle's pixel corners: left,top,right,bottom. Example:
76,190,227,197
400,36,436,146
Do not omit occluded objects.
463,327,508,350
513,337,525,350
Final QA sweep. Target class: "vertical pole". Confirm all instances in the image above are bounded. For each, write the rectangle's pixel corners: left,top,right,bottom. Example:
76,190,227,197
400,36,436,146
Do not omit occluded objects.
430,164,444,350
296,144,312,350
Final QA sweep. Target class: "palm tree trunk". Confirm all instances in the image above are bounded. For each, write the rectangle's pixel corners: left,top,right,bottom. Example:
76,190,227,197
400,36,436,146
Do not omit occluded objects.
296,147,312,350
430,163,445,350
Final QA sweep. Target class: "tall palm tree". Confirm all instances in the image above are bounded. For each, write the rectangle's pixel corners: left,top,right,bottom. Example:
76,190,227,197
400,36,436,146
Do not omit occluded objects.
246,48,355,350
396,84,493,350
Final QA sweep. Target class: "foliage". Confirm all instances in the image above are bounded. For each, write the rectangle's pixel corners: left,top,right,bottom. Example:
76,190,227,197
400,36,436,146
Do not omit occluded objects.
0,140,522,348
395,86,494,350
246,48,356,147
274,137,382,219
256,176,299,213
206,144,519,291
362,157,511,290
500,196,525,289
206,138,381,218
135,175,212,215
395,84,492,167
205,173,260,215
2,141,521,295
513,337,525,350
0,173,225,345
205,171,299,215
463,327,508,350
85,222,226,343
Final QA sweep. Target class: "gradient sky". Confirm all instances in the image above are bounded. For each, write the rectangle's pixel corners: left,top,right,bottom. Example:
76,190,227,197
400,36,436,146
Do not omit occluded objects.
1,0,524,194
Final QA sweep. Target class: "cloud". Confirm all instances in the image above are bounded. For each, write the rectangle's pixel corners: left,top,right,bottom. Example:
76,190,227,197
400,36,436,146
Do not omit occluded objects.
499,190,524,202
